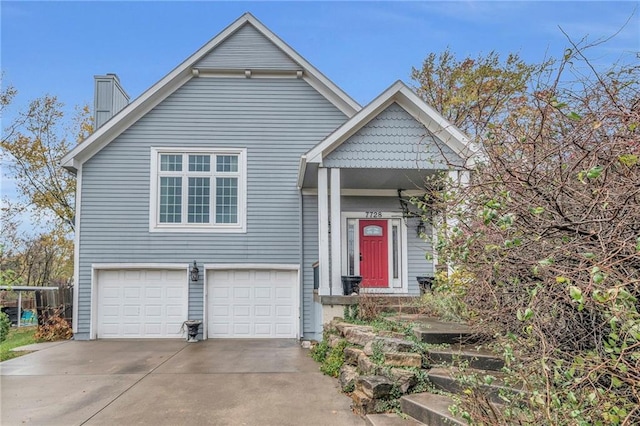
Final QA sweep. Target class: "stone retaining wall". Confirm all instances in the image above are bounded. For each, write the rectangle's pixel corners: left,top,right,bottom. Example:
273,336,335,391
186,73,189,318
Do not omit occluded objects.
324,319,426,414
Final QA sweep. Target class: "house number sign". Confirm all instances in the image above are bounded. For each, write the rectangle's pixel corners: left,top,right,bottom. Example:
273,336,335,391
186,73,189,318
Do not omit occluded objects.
365,211,382,218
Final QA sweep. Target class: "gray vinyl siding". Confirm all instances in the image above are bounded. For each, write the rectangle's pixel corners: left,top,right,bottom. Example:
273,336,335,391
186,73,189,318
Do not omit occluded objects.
341,196,433,294
324,103,464,169
301,195,318,337
76,77,346,338
196,24,299,70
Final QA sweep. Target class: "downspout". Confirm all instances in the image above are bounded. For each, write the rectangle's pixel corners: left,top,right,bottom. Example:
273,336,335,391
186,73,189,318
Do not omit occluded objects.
298,188,304,339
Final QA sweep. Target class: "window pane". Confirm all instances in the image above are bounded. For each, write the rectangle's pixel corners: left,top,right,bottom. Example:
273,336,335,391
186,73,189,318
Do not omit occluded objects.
188,177,210,223
159,177,182,223
392,225,399,279
347,219,356,275
216,155,238,172
189,155,211,172
215,177,238,223
160,154,182,172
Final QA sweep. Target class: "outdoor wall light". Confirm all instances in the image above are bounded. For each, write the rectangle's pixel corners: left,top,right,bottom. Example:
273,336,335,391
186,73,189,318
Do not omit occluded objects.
416,220,426,237
190,261,200,282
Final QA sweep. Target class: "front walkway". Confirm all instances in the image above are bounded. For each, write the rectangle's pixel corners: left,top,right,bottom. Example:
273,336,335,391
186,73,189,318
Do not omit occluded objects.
1,339,364,426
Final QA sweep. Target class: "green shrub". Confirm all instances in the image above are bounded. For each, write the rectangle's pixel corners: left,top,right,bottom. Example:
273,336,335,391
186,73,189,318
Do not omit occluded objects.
0,311,10,343
320,339,349,377
312,338,350,378
310,339,330,363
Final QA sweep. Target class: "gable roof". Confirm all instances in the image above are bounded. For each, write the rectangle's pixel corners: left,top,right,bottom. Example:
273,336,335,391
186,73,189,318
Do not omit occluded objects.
61,13,361,173
303,80,475,167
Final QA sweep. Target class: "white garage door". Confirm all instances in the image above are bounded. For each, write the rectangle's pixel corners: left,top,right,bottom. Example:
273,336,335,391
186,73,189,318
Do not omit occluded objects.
207,269,298,338
97,269,188,338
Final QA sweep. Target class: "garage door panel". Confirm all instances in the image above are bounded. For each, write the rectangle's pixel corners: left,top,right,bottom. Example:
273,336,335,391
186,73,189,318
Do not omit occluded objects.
255,287,271,298
144,323,162,335
144,270,162,280
254,324,272,335
276,324,293,336
211,305,229,316
166,305,184,317
255,305,271,316
123,305,140,317
123,287,140,298
255,271,271,281
145,305,162,317
145,287,162,299
124,270,141,281
233,306,250,317
211,287,230,299
166,287,184,298
207,269,297,338
233,323,250,335
211,323,229,334
97,269,187,338
234,287,250,299
276,306,292,317
233,270,250,281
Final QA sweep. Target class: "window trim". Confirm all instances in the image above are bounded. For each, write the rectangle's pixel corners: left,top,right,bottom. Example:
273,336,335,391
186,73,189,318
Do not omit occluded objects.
149,147,247,233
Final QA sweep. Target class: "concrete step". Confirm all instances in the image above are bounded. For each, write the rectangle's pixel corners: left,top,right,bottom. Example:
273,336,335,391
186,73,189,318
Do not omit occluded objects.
400,392,465,426
427,346,504,371
365,413,425,426
427,367,523,405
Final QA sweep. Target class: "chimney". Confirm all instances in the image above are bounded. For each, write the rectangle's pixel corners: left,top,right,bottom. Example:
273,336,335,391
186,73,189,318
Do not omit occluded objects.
94,73,130,129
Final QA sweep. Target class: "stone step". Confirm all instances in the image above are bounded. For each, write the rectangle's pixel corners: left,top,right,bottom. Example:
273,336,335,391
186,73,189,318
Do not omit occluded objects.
400,392,465,426
365,413,425,426
379,305,425,315
427,346,504,371
365,296,421,305
409,318,482,345
427,367,524,405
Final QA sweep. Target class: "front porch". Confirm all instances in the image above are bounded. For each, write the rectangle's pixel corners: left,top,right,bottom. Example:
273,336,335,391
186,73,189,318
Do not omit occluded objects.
298,81,473,339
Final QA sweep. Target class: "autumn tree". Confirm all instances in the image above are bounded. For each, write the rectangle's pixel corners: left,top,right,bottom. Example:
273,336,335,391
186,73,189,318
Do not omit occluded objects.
1,216,73,287
421,42,639,424
1,81,92,287
1,92,92,233
411,48,547,141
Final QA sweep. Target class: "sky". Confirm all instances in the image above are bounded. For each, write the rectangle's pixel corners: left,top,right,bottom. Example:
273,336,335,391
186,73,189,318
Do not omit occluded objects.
1,0,639,232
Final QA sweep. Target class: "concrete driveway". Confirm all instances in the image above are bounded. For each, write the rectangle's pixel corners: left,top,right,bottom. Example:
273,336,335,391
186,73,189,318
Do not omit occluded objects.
1,339,365,426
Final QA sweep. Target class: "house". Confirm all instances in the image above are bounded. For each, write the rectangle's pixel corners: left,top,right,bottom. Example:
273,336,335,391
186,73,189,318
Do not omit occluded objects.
61,13,472,341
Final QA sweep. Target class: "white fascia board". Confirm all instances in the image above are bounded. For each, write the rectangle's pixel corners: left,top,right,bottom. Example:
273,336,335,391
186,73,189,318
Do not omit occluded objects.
62,12,360,172
92,263,190,270
395,85,476,167
302,74,360,117
204,263,300,271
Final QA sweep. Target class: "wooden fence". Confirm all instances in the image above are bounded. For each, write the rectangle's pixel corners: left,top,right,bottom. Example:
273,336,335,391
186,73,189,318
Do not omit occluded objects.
35,285,73,326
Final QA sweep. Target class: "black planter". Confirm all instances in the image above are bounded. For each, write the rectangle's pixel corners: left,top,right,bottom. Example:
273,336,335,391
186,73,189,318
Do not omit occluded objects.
182,320,202,342
341,275,363,295
416,276,434,295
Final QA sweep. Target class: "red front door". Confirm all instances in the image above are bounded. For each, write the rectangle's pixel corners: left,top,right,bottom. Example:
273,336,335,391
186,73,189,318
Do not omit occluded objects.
359,220,388,288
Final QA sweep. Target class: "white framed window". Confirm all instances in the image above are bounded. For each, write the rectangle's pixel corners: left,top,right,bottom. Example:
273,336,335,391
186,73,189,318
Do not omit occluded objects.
149,147,247,233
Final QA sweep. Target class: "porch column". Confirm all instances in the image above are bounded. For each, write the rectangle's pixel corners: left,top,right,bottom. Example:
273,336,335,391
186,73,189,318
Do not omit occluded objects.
330,168,342,296
318,167,331,295
445,170,470,275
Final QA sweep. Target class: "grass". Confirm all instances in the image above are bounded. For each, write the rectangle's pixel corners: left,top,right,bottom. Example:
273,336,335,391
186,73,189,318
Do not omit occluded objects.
1,326,37,362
